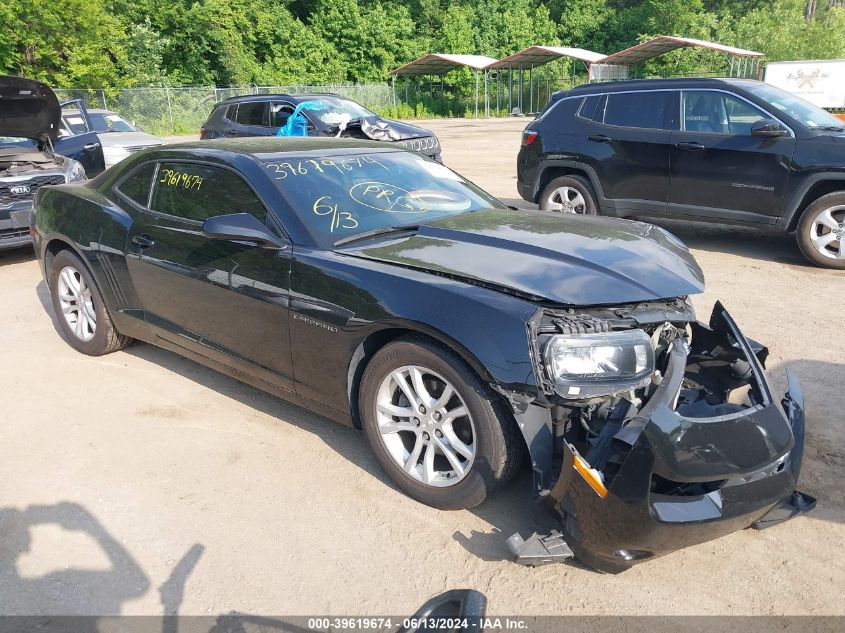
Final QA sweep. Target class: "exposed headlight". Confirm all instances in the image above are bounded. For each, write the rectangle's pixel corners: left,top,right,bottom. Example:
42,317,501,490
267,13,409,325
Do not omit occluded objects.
544,330,655,398
66,160,87,182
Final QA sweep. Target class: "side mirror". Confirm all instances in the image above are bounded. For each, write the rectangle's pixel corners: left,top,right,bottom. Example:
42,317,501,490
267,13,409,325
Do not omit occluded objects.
202,213,286,249
751,118,788,138
397,590,486,633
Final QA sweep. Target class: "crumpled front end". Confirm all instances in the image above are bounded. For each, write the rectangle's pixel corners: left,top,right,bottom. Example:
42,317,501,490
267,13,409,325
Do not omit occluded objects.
508,301,814,573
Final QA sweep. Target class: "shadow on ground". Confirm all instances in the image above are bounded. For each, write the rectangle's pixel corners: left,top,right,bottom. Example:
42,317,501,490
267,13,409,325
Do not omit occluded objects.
0,502,202,624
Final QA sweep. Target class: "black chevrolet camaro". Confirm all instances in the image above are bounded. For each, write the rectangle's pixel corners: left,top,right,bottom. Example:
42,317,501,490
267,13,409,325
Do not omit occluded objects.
33,137,814,572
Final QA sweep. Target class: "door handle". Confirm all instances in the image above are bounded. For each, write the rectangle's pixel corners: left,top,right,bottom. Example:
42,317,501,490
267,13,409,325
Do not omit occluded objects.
84,143,101,150
676,142,705,151
132,234,155,249
588,134,612,143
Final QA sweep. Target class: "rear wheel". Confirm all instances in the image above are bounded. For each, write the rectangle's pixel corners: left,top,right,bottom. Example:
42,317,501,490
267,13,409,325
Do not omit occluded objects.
359,336,521,510
48,249,131,355
539,175,598,215
796,192,845,269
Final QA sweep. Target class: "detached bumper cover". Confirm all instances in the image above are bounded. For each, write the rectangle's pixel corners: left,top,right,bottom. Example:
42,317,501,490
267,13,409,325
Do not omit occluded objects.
546,304,814,573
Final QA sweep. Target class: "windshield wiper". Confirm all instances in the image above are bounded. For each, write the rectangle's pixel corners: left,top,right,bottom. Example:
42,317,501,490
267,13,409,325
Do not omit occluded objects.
817,125,843,131
333,225,419,247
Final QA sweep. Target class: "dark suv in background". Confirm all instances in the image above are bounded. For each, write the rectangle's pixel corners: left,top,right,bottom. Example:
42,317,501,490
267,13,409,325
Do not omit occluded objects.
200,93,441,161
517,78,845,268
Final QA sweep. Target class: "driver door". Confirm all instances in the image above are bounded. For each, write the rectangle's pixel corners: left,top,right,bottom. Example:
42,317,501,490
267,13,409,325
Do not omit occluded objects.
124,161,294,389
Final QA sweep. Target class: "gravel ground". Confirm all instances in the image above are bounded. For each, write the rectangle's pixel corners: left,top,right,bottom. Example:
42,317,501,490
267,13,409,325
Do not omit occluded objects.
1,118,843,617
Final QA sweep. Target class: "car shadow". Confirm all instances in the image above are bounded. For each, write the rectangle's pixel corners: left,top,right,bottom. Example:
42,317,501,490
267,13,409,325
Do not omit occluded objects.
0,245,35,267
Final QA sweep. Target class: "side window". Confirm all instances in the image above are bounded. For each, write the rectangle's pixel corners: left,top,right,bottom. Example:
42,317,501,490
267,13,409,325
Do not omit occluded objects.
115,163,157,207
233,101,266,126
578,95,601,121
602,92,670,130
269,102,296,128
682,91,768,135
150,162,267,224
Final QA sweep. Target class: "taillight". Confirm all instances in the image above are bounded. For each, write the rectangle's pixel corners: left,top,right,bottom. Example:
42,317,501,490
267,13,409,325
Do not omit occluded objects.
522,130,538,146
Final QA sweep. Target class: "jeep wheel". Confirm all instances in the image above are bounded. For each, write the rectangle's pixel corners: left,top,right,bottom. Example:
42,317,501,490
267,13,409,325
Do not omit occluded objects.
539,175,598,215
796,192,845,269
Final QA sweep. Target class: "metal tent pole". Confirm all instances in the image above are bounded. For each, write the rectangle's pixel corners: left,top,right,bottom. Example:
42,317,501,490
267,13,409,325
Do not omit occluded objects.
475,72,479,118
496,71,500,115
484,70,489,117
529,64,534,114
508,69,513,113
518,67,523,113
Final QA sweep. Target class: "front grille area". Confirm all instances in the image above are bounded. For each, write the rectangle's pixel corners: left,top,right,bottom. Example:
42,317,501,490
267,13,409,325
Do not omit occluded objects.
0,175,66,206
0,227,30,241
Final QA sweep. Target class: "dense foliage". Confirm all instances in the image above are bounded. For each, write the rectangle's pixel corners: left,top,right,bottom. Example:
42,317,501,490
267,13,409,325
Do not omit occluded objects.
1,0,844,88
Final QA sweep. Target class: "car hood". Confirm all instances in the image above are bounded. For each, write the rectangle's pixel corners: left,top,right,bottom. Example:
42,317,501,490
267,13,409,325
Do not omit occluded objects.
0,75,62,142
360,116,436,141
97,131,165,148
343,209,705,306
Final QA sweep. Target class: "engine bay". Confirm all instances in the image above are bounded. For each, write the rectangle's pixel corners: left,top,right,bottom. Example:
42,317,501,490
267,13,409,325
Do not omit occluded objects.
531,299,773,498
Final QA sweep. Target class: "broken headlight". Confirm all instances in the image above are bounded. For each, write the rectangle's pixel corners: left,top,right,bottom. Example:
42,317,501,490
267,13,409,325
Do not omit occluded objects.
543,329,655,398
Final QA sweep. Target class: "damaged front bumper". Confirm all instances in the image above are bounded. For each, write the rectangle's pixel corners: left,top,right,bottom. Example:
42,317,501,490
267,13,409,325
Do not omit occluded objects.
510,303,815,573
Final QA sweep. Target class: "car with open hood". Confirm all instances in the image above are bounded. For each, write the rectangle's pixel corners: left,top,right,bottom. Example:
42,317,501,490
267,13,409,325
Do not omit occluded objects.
0,75,104,250
32,137,813,572
60,105,165,169
200,93,441,161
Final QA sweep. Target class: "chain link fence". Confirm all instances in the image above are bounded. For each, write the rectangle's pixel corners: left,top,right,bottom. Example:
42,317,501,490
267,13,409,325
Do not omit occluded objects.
54,84,395,137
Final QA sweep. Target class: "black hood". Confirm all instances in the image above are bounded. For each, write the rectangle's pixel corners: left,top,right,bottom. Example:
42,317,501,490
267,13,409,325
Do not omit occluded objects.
345,209,705,306
0,75,62,142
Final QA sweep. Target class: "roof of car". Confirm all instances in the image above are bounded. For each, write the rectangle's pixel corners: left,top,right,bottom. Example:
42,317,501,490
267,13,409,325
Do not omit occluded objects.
155,136,401,156
220,93,344,105
562,77,760,96
61,108,119,116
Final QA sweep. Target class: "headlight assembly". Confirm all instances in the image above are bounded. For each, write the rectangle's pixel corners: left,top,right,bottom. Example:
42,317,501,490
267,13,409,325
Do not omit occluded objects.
66,160,87,182
543,329,654,398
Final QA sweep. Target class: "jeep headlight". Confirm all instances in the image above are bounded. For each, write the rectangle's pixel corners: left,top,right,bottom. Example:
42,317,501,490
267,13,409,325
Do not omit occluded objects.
544,330,654,398
66,160,87,182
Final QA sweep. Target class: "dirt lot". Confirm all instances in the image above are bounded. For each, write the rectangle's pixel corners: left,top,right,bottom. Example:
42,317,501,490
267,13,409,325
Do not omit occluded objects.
1,118,843,617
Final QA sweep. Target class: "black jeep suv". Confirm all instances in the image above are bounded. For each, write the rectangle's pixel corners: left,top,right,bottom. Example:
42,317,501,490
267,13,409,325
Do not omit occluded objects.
517,78,845,268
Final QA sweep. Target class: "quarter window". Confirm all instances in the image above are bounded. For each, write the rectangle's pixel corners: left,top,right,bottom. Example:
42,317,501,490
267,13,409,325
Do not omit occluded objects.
233,101,266,126
115,163,157,207
150,162,267,224
682,91,768,135
602,92,670,130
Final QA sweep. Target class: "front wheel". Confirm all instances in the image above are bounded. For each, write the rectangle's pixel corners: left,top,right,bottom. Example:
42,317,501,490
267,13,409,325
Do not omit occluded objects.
359,336,522,510
539,175,598,215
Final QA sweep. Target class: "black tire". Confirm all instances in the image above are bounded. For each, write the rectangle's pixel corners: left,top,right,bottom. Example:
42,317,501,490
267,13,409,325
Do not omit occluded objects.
48,249,132,355
539,174,598,215
796,192,845,269
359,335,522,510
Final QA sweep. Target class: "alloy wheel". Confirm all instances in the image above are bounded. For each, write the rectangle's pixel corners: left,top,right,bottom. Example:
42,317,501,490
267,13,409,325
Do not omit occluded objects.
375,365,476,487
57,266,97,342
547,186,587,213
809,205,845,260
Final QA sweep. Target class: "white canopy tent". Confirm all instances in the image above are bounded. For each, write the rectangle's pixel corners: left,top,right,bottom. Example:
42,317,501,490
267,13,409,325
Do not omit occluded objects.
485,46,606,114
589,36,764,81
389,54,498,117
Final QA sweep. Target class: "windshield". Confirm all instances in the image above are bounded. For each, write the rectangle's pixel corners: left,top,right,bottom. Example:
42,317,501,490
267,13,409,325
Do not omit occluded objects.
0,136,37,149
63,112,137,134
305,97,376,127
261,151,503,248
746,83,843,129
